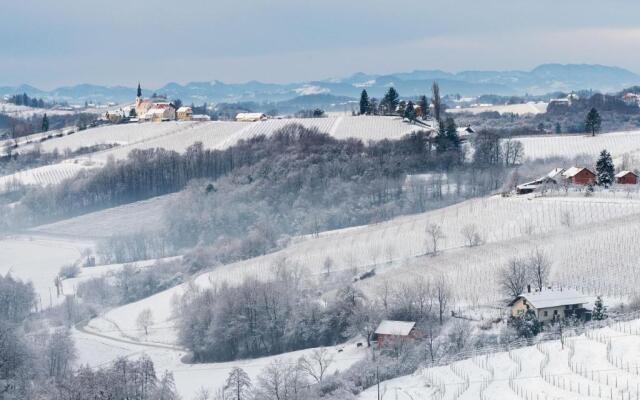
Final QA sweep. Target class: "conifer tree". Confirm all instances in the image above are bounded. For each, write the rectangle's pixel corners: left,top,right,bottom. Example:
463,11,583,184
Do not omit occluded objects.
41,113,49,132
432,82,442,123
595,149,615,187
382,87,399,115
419,95,429,119
592,296,607,320
359,89,370,115
403,101,416,122
585,107,602,136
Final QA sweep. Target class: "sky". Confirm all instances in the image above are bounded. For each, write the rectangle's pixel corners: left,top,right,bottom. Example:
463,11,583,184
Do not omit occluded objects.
3,0,640,89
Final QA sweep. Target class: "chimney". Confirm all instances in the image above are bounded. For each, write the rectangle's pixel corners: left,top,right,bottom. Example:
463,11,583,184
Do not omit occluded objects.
527,284,531,293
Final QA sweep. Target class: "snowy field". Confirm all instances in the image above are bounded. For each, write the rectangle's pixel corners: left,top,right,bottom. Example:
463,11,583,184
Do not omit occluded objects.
517,129,640,164
3,116,426,189
73,327,366,400
359,319,640,400
449,102,548,115
31,193,176,238
82,194,640,346
0,160,93,193
0,102,74,118
0,235,93,308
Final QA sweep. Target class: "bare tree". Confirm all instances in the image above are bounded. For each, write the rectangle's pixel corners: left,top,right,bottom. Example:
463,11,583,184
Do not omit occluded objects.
136,308,154,336
297,348,334,384
499,258,528,299
225,367,252,400
502,139,524,166
432,81,442,123
425,223,445,255
46,329,76,381
461,224,483,247
527,248,551,292
323,256,333,277
433,275,451,325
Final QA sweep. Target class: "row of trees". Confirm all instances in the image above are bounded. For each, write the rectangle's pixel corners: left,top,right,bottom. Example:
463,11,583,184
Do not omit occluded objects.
358,82,444,123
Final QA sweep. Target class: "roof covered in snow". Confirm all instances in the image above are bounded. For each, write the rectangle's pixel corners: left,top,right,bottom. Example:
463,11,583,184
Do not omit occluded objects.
375,320,416,336
177,106,192,113
514,289,589,309
562,167,593,178
615,170,637,178
547,168,565,179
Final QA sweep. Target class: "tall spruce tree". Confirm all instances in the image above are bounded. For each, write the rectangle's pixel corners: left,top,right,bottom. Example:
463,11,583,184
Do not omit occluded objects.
419,95,429,120
359,89,370,115
41,113,49,132
585,107,602,136
382,87,399,115
595,149,615,187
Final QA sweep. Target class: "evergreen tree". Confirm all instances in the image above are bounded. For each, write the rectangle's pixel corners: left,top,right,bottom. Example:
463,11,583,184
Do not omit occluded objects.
403,101,417,122
595,149,615,187
419,95,429,119
432,82,442,123
585,107,602,136
444,117,461,151
382,87,400,115
555,122,562,134
359,89,370,115
41,113,49,132
592,296,607,320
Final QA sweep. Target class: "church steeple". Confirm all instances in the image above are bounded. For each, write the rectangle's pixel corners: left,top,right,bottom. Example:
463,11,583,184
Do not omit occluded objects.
137,82,142,98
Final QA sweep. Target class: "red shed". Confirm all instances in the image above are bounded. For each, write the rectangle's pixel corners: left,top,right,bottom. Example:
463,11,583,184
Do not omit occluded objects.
562,167,596,185
374,320,418,347
615,170,638,185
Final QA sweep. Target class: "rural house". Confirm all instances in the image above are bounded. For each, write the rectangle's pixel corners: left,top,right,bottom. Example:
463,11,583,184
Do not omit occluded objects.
374,320,419,347
562,167,596,185
509,288,590,323
177,106,193,121
615,170,638,185
516,168,563,194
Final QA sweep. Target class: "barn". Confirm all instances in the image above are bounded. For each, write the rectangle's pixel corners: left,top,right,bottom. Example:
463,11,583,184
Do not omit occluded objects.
374,320,418,347
562,167,596,185
615,170,638,185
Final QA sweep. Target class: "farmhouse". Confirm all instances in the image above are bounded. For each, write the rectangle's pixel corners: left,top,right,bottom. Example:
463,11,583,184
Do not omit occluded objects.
562,167,596,185
615,170,638,185
135,83,176,121
509,288,589,323
374,320,418,347
516,168,563,194
176,106,193,121
236,112,268,122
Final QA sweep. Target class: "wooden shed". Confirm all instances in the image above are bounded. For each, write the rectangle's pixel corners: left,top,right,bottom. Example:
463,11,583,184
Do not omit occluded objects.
562,167,596,185
374,320,418,347
615,170,638,185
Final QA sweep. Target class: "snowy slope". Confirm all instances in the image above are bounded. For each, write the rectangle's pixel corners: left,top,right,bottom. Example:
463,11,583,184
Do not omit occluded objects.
359,319,640,400
83,195,640,346
0,160,94,192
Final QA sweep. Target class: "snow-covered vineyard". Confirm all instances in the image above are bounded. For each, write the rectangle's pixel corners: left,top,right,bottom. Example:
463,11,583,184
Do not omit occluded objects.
359,317,640,400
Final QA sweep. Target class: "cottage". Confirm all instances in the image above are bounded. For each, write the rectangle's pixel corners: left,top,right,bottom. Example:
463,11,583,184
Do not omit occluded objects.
374,320,418,347
236,112,268,122
562,167,596,185
176,106,193,121
515,168,563,194
509,288,589,323
146,104,176,122
615,170,638,185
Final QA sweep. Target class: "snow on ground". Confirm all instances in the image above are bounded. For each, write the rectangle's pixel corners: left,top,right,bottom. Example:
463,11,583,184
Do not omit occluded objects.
60,256,182,296
0,160,94,193
0,102,75,118
72,327,366,400
516,129,640,165
83,194,640,346
359,319,640,400
31,193,177,238
0,235,93,308
449,101,548,115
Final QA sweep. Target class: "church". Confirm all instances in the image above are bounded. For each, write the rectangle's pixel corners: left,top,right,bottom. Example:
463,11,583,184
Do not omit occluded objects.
134,83,176,122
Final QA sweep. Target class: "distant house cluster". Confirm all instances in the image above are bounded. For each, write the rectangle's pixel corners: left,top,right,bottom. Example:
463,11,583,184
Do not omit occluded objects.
103,83,211,124
516,166,637,194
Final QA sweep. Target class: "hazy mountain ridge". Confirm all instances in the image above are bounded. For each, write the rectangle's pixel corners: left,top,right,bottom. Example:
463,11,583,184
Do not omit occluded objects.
2,64,639,105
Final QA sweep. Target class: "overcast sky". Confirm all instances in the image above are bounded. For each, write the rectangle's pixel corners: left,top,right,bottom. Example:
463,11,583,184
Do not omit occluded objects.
3,0,640,89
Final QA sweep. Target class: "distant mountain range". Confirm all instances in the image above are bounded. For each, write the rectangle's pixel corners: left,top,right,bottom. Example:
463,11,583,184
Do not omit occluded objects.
2,64,639,107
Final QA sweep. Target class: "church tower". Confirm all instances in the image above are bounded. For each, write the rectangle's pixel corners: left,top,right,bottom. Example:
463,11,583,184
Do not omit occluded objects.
135,82,143,111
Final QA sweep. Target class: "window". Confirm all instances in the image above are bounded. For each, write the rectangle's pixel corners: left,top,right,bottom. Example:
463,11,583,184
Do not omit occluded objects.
554,310,558,315
543,311,548,317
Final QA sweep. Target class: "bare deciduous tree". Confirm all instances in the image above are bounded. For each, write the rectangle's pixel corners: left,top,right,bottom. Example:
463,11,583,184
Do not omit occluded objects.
527,248,551,292
425,223,445,255
225,367,252,400
297,348,334,384
499,258,528,299
461,224,483,247
433,275,451,325
136,308,154,336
